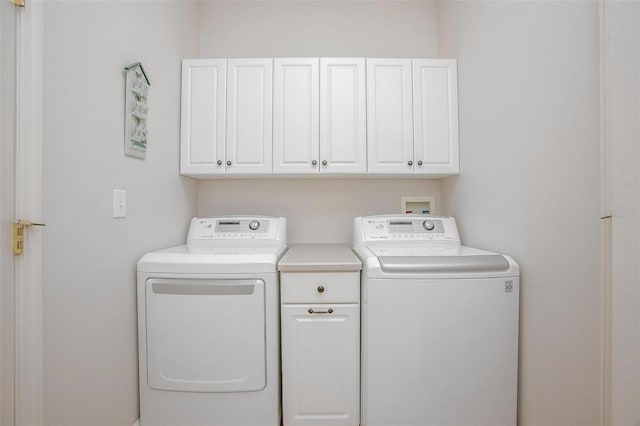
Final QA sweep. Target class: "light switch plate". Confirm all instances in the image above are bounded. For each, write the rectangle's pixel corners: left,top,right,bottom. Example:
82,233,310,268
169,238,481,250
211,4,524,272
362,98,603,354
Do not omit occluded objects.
113,189,126,218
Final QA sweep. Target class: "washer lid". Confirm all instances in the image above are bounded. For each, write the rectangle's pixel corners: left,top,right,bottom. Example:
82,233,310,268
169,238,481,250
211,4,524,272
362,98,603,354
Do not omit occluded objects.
378,254,510,274
354,245,519,279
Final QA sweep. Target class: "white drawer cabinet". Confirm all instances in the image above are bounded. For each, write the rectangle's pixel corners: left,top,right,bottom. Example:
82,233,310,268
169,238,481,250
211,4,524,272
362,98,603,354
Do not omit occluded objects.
281,272,359,304
280,271,360,426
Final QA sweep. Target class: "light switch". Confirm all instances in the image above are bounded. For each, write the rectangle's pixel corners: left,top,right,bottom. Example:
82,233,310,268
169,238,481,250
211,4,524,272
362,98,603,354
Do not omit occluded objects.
113,189,126,218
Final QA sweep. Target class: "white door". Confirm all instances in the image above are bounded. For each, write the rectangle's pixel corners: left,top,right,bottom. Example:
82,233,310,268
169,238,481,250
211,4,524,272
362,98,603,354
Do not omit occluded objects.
320,58,366,174
1,2,44,425
180,59,226,175
281,304,360,426
273,58,319,174
412,59,459,175
226,58,273,174
0,2,17,423
366,58,414,174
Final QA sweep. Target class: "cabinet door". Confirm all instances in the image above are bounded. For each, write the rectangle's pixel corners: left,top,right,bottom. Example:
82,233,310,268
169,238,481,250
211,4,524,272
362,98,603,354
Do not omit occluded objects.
273,58,319,174
320,58,367,174
366,58,414,174
180,59,226,175
281,304,360,426
412,59,459,175
226,58,273,174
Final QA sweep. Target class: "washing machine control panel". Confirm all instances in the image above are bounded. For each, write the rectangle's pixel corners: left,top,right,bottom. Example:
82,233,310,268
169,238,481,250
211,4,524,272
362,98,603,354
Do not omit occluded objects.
357,216,461,243
187,217,284,242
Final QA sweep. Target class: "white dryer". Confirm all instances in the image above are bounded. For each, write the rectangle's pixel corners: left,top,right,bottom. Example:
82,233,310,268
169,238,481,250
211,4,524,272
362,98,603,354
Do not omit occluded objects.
137,216,287,426
353,215,520,426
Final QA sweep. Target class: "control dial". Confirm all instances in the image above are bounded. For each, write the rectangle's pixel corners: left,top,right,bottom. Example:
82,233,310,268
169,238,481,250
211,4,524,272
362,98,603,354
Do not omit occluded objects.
248,220,261,231
423,220,435,231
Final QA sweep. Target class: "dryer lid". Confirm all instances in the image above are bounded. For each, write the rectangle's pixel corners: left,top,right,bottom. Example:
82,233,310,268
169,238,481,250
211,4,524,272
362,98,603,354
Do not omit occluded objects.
137,244,288,274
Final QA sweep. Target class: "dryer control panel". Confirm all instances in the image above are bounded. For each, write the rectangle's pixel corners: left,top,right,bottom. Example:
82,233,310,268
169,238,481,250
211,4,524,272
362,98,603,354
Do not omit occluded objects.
354,215,461,244
187,216,285,242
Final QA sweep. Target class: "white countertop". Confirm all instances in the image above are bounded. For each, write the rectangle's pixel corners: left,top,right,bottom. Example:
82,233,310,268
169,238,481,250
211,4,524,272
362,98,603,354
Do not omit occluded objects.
278,244,362,272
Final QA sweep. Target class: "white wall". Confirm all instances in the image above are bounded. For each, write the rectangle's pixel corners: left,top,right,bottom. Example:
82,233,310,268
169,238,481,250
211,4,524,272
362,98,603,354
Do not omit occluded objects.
199,179,441,243
37,1,614,425
42,2,199,425
199,1,438,58
603,1,640,424
198,1,441,243
437,2,601,425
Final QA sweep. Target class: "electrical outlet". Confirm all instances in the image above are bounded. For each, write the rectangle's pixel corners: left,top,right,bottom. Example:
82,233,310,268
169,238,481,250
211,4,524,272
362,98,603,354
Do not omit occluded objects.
113,189,126,218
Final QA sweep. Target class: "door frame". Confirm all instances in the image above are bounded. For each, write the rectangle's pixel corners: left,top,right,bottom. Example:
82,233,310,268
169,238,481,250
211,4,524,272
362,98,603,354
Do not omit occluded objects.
13,1,44,425
0,0,17,423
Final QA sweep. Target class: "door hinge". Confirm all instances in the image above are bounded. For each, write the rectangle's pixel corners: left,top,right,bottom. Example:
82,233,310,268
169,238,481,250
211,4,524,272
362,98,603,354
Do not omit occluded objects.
12,0,25,8
13,220,46,255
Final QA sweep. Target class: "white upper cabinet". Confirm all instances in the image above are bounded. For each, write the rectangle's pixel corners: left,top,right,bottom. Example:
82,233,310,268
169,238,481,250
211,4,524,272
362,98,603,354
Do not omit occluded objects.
320,58,367,174
226,58,273,174
273,58,320,174
180,59,226,175
412,59,459,175
273,58,366,175
366,58,414,174
180,57,458,178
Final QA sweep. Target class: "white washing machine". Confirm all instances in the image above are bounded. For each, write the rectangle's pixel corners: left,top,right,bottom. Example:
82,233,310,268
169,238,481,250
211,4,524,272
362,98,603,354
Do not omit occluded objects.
137,216,287,426
353,215,520,426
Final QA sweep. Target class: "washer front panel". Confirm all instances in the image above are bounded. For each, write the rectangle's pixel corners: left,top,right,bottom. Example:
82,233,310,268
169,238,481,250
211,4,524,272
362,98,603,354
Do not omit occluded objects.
361,276,519,426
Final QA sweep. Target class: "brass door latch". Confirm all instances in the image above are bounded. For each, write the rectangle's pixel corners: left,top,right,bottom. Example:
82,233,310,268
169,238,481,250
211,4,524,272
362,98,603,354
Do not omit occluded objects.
13,220,46,255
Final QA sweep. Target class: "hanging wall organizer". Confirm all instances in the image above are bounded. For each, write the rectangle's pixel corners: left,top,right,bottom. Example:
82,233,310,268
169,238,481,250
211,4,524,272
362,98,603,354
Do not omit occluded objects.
124,62,150,159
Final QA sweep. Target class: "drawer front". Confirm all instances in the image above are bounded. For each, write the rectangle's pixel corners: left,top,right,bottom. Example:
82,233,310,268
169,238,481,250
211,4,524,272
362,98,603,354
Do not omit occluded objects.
281,272,360,304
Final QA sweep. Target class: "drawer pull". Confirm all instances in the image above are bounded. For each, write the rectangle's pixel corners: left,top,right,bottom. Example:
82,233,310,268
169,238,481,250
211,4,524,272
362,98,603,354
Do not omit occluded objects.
317,286,325,293
308,308,334,315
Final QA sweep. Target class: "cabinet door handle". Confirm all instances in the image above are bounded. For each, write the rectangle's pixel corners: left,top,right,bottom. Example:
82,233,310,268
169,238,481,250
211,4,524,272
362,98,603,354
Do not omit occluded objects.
311,160,317,166
217,160,223,166
322,160,328,166
226,160,232,166
417,160,423,166
317,285,325,293
308,308,334,314
408,160,413,166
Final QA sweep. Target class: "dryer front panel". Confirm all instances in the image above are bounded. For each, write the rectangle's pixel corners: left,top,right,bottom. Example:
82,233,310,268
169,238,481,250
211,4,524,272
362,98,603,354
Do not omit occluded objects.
145,278,266,392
